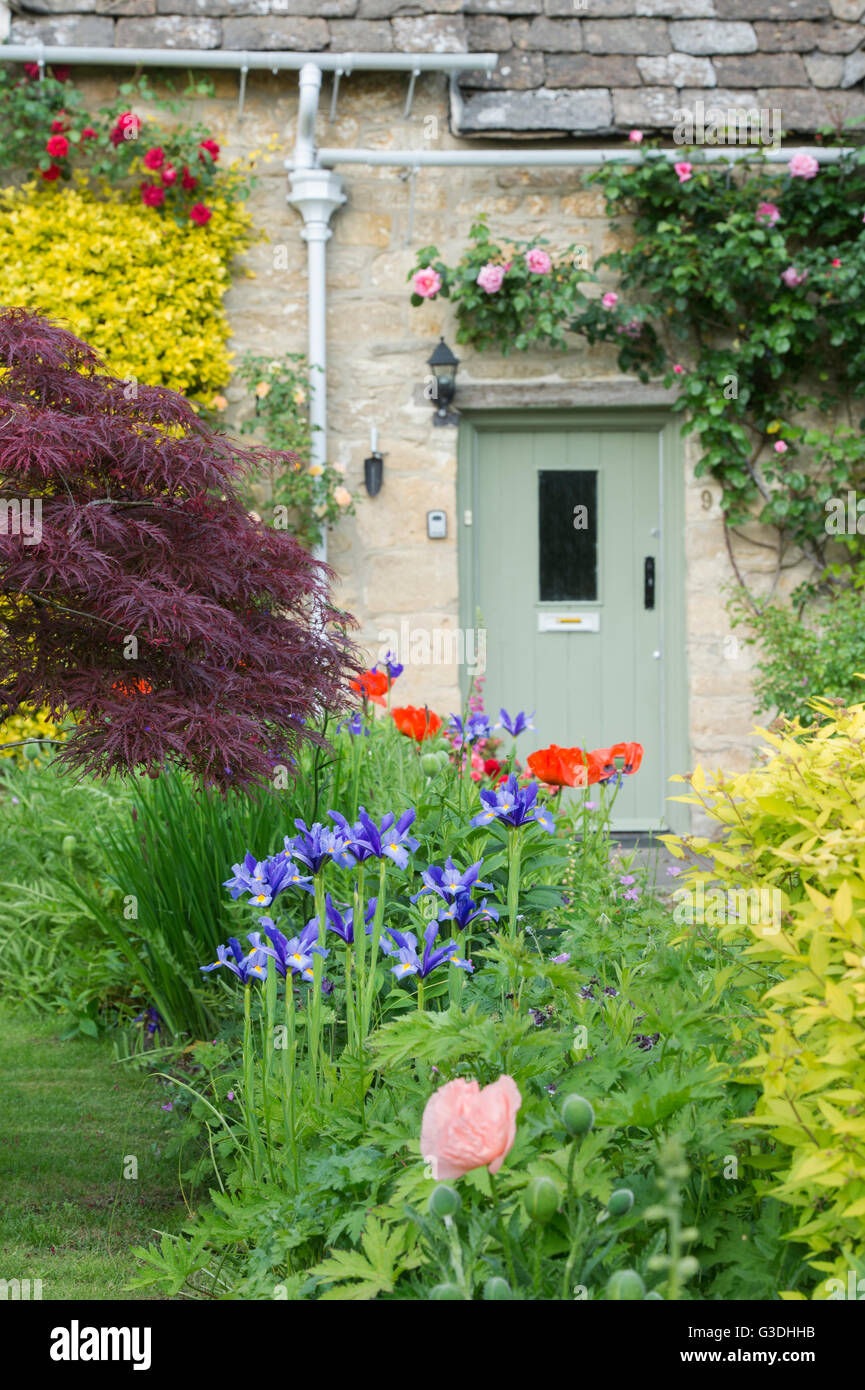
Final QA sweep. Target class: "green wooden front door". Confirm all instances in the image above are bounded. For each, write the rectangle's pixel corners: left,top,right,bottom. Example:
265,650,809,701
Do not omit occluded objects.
459,413,687,831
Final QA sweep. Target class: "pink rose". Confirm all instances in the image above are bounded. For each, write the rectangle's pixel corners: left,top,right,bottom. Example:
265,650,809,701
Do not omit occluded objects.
672,363,685,375
476,262,505,294
773,440,788,454
756,201,780,226
420,1075,522,1181
525,247,552,275
788,152,819,180
674,162,693,184
629,130,643,144
413,266,442,299
781,266,808,287
601,291,618,309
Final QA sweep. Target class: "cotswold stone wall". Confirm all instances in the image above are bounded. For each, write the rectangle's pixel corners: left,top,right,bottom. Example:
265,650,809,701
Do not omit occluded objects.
75,68,795,776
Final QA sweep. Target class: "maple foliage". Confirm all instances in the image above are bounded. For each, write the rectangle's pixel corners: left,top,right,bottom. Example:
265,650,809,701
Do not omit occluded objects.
0,308,358,786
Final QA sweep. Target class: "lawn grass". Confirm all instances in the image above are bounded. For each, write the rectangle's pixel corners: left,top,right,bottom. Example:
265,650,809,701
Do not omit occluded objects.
0,1006,188,1300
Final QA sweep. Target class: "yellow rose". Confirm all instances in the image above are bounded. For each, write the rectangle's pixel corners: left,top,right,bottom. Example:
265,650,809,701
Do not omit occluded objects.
212,394,228,411
255,381,271,399
308,463,323,477
334,486,352,507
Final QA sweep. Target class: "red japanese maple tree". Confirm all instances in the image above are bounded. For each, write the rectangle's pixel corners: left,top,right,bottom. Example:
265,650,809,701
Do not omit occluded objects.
0,309,358,786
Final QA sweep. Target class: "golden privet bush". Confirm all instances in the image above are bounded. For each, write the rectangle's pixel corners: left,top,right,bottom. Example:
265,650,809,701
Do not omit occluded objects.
664,696,865,1298
0,181,251,400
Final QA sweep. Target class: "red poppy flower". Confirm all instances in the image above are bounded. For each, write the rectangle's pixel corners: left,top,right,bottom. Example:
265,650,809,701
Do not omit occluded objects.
483,758,503,778
112,678,154,698
45,134,69,159
527,744,590,788
392,705,442,741
189,203,213,226
585,741,643,783
350,668,389,706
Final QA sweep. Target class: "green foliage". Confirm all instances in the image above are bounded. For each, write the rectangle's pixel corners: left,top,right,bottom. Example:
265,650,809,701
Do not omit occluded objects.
729,587,865,722
235,353,356,551
665,697,865,1296
409,216,590,353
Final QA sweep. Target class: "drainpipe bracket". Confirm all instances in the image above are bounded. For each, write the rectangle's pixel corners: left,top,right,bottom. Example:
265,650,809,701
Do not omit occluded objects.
287,166,347,240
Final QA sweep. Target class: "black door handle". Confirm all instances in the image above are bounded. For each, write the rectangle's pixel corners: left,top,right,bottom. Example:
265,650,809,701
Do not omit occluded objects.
644,556,655,610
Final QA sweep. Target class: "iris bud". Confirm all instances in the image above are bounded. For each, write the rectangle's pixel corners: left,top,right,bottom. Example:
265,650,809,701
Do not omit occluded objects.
523,1175,559,1225
483,1277,512,1301
607,1188,635,1217
562,1094,594,1135
606,1269,645,1301
430,1282,463,1300
428,1184,461,1219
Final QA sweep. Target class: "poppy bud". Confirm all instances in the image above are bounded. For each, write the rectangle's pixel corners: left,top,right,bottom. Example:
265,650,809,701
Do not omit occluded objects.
428,1184,461,1219
420,752,440,777
436,749,451,770
607,1188,634,1217
562,1093,594,1135
430,1282,463,1300
62,834,76,856
523,1175,559,1225
606,1269,645,1301
677,1256,699,1280
23,741,40,761
644,1290,664,1300
483,1276,512,1300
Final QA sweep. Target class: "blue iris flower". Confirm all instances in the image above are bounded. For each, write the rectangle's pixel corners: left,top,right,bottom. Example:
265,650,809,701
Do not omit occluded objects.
383,650,404,680
200,937,271,983
470,774,556,833
439,895,500,931
496,708,534,738
322,892,378,944
257,916,329,980
411,856,493,905
291,819,356,874
337,712,368,737
333,805,419,871
448,712,491,747
223,852,299,908
380,921,473,982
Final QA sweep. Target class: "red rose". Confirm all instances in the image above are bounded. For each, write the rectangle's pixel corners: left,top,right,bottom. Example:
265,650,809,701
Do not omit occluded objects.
23,63,39,80
50,114,70,134
41,164,62,182
198,138,220,163
143,146,164,171
80,127,98,141
180,166,197,191
160,164,177,186
110,112,140,147
50,65,71,82
140,182,166,208
45,134,69,159
189,202,212,226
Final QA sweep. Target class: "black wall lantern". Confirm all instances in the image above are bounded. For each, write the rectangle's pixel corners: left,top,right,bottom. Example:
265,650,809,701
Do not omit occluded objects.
427,337,460,427
364,423,383,497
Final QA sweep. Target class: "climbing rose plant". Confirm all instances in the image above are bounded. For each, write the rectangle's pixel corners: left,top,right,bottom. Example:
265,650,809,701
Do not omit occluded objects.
0,310,358,787
411,149,865,600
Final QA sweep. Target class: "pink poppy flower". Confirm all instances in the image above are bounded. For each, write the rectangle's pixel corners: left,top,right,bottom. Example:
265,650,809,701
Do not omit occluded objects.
674,162,693,184
756,201,780,226
476,262,505,294
412,266,442,299
525,247,552,275
601,291,619,309
788,152,819,180
420,1075,521,1181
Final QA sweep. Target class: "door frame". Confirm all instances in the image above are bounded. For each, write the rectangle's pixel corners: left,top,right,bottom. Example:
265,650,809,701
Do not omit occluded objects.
457,407,690,833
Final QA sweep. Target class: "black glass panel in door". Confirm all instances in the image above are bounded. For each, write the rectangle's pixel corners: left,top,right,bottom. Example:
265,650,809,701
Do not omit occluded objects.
538,470,598,602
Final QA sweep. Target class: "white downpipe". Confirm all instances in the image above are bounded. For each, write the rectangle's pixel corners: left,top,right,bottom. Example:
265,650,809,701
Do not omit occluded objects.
287,64,345,566
319,145,852,168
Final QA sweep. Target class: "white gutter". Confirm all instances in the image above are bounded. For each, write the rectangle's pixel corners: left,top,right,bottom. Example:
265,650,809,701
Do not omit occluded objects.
0,45,496,73
319,145,853,167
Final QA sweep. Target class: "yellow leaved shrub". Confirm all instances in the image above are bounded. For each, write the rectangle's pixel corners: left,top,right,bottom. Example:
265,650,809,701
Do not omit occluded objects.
664,696,865,1299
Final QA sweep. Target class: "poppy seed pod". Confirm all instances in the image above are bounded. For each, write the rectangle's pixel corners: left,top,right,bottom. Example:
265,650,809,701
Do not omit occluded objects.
483,1276,512,1301
607,1188,635,1217
420,752,441,777
523,1175,559,1224
428,1184,461,1219
430,1282,463,1300
562,1094,595,1135
606,1269,646,1301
